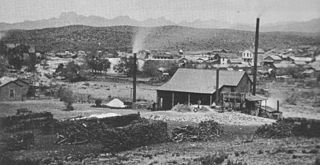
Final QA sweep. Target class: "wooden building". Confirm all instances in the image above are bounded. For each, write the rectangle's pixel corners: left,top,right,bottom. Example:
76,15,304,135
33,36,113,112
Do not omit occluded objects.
156,68,253,110
0,77,30,101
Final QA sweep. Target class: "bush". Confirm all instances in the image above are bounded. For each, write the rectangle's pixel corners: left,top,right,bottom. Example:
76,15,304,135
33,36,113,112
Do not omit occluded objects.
95,99,102,107
285,94,297,105
59,88,74,111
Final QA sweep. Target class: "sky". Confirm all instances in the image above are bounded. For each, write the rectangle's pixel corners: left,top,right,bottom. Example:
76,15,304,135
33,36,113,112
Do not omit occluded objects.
0,0,319,25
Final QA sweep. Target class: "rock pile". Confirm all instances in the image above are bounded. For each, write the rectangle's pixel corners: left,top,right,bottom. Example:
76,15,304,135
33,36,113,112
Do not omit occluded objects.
256,117,320,138
172,120,223,142
171,104,193,112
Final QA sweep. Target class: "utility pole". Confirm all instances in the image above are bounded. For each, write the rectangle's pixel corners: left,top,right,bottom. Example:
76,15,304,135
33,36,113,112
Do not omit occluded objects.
253,18,260,96
133,53,137,103
215,68,220,104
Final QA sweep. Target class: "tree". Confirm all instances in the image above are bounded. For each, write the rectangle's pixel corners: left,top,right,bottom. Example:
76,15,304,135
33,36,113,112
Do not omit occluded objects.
7,44,29,70
58,87,74,111
0,55,7,77
24,53,37,72
61,61,87,82
85,51,111,74
113,57,136,76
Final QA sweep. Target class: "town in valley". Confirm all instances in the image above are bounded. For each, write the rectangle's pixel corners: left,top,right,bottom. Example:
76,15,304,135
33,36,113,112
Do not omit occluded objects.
0,0,320,164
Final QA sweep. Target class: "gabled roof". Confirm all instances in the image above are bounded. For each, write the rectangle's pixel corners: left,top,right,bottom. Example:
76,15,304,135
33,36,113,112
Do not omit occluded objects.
0,77,17,87
157,68,248,94
264,55,282,61
0,77,30,88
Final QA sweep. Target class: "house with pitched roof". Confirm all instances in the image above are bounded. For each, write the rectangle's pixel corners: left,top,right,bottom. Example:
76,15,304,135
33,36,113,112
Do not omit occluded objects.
0,77,30,101
156,68,253,109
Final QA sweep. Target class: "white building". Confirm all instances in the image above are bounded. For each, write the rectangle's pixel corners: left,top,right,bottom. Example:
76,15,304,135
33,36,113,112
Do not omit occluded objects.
241,48,265,65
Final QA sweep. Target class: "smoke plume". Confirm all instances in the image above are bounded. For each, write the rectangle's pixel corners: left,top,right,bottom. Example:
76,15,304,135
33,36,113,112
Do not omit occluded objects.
0,32,6,41
132,27,152,53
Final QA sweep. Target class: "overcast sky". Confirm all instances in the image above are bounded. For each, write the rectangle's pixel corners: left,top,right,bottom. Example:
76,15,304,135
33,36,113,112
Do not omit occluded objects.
1,0,319,24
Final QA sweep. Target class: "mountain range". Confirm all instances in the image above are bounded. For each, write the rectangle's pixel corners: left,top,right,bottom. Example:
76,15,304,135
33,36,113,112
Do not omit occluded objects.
1,12,320,33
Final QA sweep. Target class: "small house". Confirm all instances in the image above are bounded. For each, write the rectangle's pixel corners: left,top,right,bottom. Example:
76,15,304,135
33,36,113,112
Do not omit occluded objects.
0,77,30,101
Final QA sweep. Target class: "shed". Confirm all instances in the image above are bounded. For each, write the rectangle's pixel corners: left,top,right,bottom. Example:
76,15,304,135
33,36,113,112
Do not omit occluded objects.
0,77,30,101
157,68,252,110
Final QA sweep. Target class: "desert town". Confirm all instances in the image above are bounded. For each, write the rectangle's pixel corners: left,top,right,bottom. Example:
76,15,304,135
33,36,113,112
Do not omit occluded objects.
1,1,320,165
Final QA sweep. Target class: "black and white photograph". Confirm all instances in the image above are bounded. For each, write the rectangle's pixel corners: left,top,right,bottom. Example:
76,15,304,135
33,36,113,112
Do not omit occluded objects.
0,0,320,164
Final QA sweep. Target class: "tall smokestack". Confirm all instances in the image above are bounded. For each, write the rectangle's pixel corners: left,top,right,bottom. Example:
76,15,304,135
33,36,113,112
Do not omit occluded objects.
133,53,137,103
253,18,260,96
215,68,219,104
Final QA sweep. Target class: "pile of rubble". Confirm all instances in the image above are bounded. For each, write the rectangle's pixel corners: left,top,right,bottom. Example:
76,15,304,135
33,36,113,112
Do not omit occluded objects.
172,120,223,142
142,111,275,126
256,117,320,138
171,104,193,112
56,114,169,152
0,109,56,133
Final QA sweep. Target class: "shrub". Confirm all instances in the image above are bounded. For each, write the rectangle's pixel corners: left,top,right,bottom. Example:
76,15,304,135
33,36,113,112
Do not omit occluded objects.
59,88,74,111
285,94,297,105
95,99,102,107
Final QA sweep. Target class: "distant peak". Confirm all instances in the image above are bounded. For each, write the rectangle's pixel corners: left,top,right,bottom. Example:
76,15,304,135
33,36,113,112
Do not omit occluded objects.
59,11,79,18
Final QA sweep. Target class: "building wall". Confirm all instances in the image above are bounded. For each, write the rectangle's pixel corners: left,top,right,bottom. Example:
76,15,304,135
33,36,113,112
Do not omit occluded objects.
235,74,252,93
0,82,28,101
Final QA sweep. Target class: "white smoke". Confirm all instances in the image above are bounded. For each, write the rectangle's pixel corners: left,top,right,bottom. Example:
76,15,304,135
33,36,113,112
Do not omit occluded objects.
0,32,6,40
132,27,152,53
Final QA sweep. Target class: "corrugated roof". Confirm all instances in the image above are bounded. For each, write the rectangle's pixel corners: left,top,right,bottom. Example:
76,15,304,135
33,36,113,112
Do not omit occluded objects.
157,68,247,94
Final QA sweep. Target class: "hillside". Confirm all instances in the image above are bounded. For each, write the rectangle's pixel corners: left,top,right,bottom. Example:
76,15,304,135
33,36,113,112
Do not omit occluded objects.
1,25,320,52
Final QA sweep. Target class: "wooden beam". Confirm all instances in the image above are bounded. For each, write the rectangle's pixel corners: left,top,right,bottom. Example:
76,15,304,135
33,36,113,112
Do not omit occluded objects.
172,92,175,108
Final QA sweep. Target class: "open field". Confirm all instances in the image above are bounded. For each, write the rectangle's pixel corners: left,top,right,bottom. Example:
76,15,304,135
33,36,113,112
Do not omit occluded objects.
68,80,158,102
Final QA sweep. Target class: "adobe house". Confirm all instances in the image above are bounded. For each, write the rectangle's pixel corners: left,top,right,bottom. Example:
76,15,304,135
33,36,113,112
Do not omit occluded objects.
0,77,30,101
156,68,253,110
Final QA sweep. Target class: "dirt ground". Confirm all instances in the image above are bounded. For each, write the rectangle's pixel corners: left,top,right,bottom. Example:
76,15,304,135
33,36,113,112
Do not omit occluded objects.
88,137,320,165
263,81,320,119
1,80,320,164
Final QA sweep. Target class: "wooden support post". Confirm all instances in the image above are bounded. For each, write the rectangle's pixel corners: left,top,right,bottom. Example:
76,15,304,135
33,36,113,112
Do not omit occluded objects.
210,95,212,106
172,92,175,108
188,93,190,105
215,68,219,104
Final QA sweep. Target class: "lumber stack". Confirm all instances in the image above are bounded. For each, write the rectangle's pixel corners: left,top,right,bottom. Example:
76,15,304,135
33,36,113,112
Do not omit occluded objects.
172,120,223,142
0,110,55,132
55,114,169,152
102,120,169,152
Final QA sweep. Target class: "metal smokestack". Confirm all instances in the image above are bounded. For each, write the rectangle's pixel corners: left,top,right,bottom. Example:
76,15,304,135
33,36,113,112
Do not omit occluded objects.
133,53,137,103
253,18,260,96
